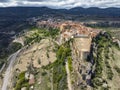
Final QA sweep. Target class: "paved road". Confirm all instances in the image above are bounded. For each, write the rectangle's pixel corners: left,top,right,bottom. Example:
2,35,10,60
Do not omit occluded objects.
1,49,21,90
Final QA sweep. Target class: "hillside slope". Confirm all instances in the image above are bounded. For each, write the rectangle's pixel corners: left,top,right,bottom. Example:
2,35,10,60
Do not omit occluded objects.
0,21,120,90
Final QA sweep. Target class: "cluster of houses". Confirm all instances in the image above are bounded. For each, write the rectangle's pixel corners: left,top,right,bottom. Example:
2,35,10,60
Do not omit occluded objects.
60,21,100,41
36,20,100,42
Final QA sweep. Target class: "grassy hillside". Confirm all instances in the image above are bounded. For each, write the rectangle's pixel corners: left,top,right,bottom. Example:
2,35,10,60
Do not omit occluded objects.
92,32,120,90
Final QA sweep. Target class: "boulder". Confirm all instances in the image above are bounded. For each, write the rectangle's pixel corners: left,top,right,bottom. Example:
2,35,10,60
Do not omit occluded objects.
21,87,27,90
102,83,108,88
29,74,35,85
25,72,29,79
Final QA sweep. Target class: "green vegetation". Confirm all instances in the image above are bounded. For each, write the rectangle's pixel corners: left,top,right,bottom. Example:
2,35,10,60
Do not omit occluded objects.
41,71,47,76
92,32,113,88
37,58,41,64
9,42,22,53
114,66,120,74
46,52,49,58
0,42,22,69
105,60,113,80
53,42,71,90
92,78,103,87
49,27,59,38
24,32,42,45
0,57,6,69
68,56,73,72
113,42,120,50
24,27,59,45
34,69,51,90
0,26,59,68
42,41,71,90
0,42,22,59
14,71,30,90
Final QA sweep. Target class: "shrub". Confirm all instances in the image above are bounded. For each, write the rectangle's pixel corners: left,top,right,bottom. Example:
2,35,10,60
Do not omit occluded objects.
14,71,29,90
9,42,22,53
92,78,103,87
41,71,47,76
114,66,120,74
68,56,73,72
37,58,41,64
107,70,113,80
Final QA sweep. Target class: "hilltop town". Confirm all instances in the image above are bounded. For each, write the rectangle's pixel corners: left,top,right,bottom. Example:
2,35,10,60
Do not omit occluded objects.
36,20,100,41
0,19,120,90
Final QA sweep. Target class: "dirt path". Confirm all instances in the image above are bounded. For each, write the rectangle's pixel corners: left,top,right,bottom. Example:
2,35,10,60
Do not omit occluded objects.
66,60,72,90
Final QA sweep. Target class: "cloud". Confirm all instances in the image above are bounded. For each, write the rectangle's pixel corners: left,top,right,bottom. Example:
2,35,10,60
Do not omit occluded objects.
0,0,9,2
0,0,120,8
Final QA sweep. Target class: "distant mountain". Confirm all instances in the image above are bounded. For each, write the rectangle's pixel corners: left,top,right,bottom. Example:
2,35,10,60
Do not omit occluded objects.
68,7,120,17
0,6,120,48
0,7,120,19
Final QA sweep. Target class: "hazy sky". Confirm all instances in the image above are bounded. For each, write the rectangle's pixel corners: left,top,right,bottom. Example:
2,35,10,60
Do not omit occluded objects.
0,0,120,8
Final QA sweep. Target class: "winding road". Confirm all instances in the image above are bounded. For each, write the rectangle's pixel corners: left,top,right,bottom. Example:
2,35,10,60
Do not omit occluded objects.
1,49,21,90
